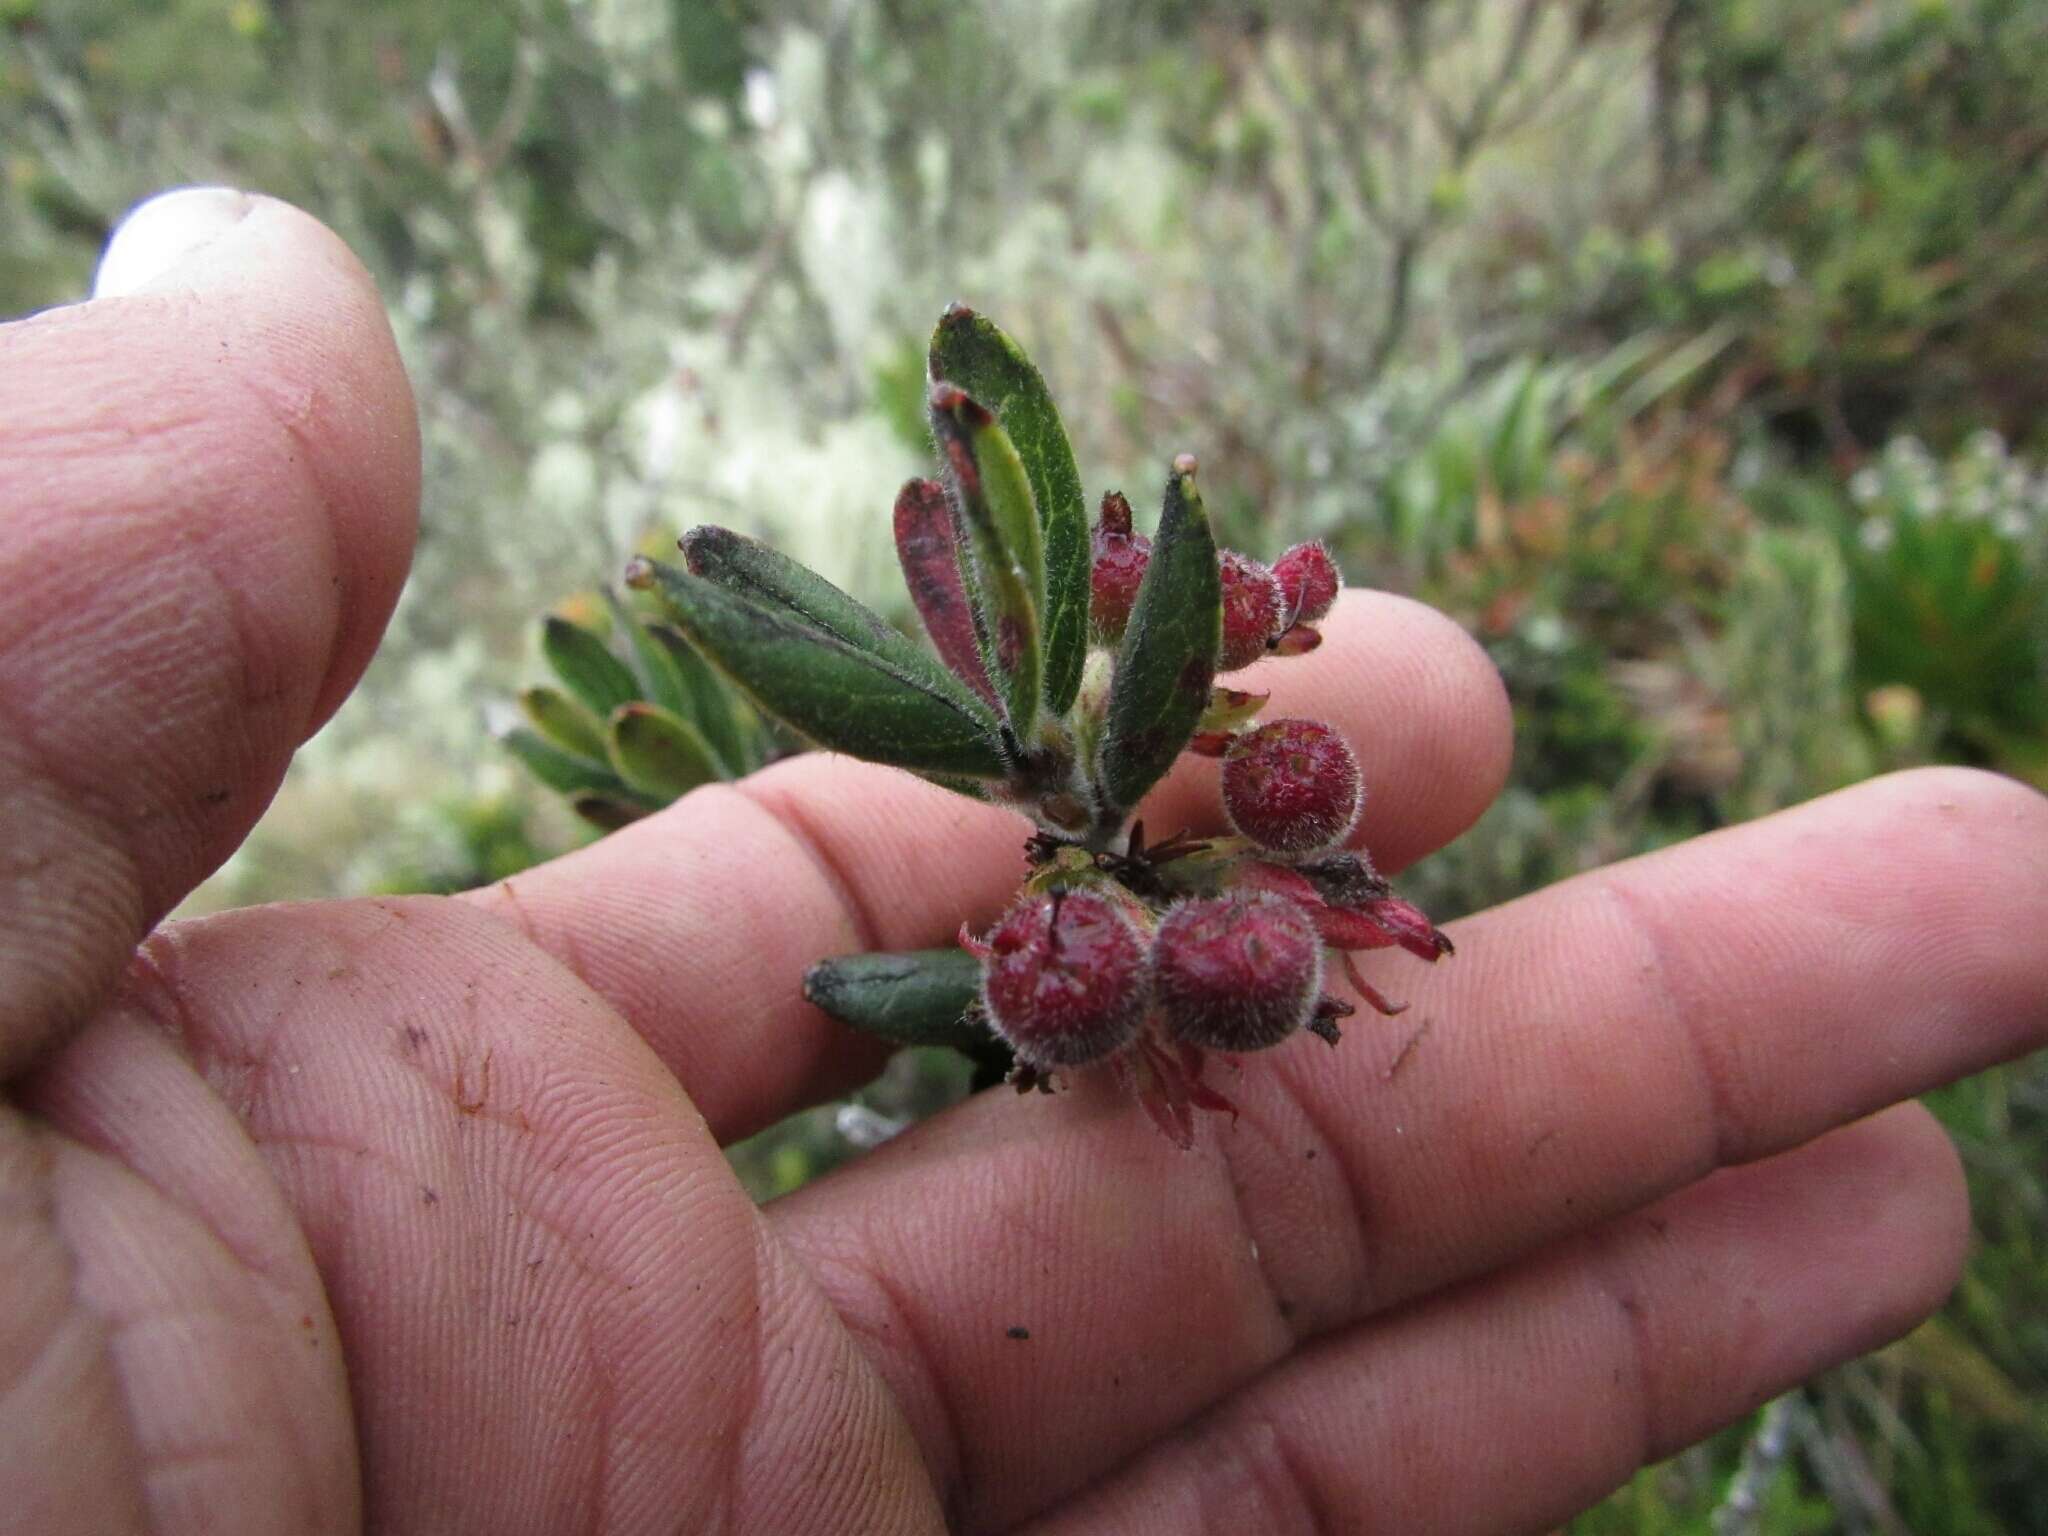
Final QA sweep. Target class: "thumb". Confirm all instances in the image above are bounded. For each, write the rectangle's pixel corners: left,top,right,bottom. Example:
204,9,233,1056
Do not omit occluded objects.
0,189,420,1075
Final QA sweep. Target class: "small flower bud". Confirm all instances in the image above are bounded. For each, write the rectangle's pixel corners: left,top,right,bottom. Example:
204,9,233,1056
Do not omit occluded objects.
1274,541,1341,624
1090,491,1152,644
1218,551,1285,672
979,889,1149,1071
1153,892,1324,1052
1221,717,1362,855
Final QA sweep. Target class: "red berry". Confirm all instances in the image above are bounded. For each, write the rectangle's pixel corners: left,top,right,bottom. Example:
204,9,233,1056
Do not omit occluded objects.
1222,717,1362,854
980,889,1148,1070
1217,551,1283,672
1153,892,1323,1052
1274,541,1340,624
1090,491,1151,643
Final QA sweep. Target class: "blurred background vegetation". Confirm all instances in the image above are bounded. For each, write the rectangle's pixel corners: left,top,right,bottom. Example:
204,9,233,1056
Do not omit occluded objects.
5,0,2046,1526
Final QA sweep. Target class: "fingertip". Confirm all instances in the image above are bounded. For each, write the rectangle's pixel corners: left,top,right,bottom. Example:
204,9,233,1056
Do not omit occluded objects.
0,193,420,1068
85,190,420,729
1149,588,1513,871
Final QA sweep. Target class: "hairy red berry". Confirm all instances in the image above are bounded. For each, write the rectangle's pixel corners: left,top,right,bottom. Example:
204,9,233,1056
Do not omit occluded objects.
1274,541,1340,624
1217,551,1284,672
980,889,1149,1070
1089,491,1152,643
1222,717,1362,854
1153,892,1324,1052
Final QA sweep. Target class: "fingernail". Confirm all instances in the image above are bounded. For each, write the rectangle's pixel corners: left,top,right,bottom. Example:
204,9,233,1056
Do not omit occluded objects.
92,186,256,299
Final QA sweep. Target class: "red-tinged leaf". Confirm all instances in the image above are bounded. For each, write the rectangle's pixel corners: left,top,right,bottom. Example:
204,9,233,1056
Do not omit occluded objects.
1309,904,1401,951
1364,897,1456,961
894,477,999,706
1231,860,1323,906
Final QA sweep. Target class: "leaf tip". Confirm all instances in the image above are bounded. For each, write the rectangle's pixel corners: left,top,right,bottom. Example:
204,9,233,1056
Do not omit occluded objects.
678,525,735,577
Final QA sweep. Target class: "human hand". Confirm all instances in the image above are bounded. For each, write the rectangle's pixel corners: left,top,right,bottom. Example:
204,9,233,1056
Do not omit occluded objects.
5,190,2045,1536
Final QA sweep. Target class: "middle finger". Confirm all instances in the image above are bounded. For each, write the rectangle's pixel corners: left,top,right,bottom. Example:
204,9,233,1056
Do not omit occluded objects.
769,767,2048,1532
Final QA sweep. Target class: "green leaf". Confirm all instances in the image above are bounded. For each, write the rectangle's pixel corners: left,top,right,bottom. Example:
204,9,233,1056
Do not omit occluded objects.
542,615,642,720
501,726,634,799
599,588,690,720
635,558,1011,778
646,623,752,778
929,304,1090,715
929,385,1043,743
1098,457,1220,821
608,702,723,799
681,525,975,699
802,947,996,1054
520,685,608,761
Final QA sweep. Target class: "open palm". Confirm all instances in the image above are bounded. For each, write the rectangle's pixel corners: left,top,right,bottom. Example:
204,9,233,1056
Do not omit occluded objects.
6,193,2045,1536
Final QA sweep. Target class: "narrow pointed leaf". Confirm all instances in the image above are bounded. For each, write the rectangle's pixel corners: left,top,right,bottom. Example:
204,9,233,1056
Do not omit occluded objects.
894,477,998,707
1099,457,1221,819
608,702,722,799
929,304,1089,714
600,588,690,719
646,623,750,778
682,525,980,707
520,685,609,761
635,559,1010,778
501,726,633,798
802,948,994,1053
930,384,1041,742
542,615,641,720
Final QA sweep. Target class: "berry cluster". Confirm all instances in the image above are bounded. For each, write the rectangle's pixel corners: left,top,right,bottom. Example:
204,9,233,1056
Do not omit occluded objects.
959,503,1450,1146
634,305,1451,1146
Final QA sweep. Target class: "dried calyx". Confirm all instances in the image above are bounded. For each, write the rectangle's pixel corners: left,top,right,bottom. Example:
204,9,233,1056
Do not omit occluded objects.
630,303,1453,1146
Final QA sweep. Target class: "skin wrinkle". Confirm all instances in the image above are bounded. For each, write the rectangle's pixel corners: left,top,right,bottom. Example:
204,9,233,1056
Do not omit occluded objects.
21,1009,359,1534
1599,873,1749,1174
1231,1074,1377,1341
1566,1219,1661,1484
709,1221,777,1536
573,1309,620,1536
1199,1110,1330,1350
739,782,888,962
1191,1409,1330,1536
827,1245,972,1529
